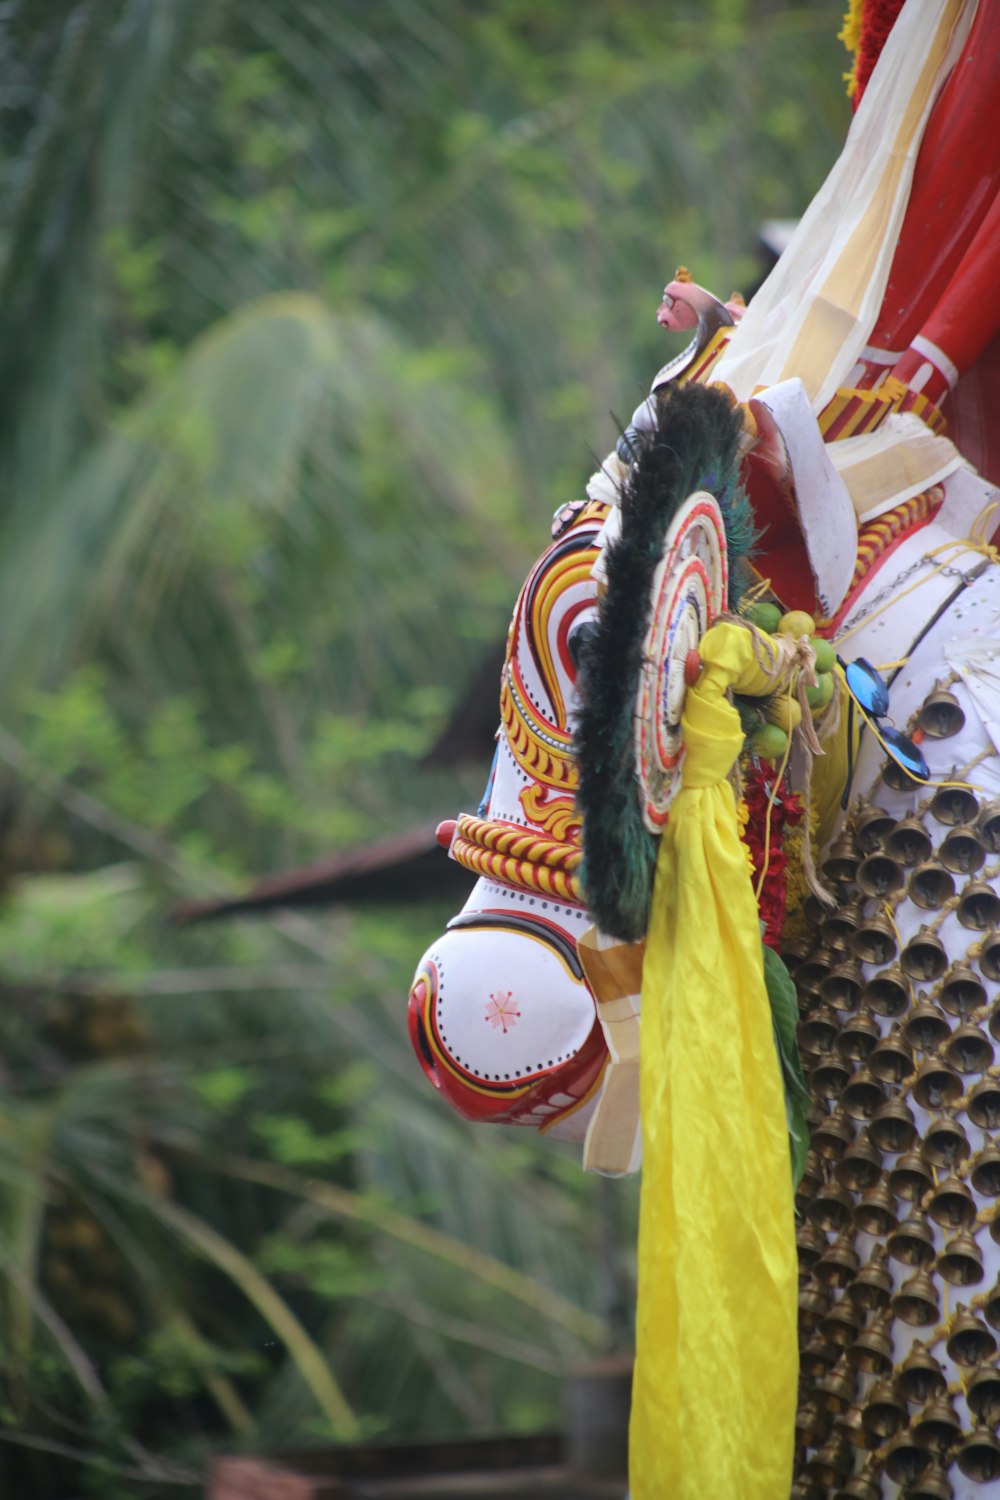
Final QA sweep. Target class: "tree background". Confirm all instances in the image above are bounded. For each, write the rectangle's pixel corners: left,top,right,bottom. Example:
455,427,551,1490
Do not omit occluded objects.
0,2,848,1493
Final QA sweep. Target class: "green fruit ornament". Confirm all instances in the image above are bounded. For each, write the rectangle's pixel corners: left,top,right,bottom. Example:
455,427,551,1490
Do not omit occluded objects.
778,610,815,639
811,638,836,675
806,672,835,710
753,722,791,763
746,601,783,633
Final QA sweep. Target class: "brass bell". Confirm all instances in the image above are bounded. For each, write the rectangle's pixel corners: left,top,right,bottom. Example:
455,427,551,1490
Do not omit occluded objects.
937,1227,984,1286
944,1019,993,1073
885,814,933,866
903,1462,954,1500
901,998,950,1052
799,1005,840,1058
791,1479,823,1500
945,1307,997,1366
939,960,987,1017
984,1275,1000,1331
809,1182,855,1235
888,1150,935,1203
854,802,895,852
966,1075,1000,1129
820,1295,863,1349
927,1172,976,1230
869,1096,917,1154
798,945,838,995
884,1427,932,1485
835,1476,882,1500
911,1052,963,1111
897,1342,947,1404
852,1180,899,1237
891,1267,940,1326
782,930,813,972
988,998,1000,1043
912,1395,962,1454
861,963,910,1018
900,927,949,982
797,1220,828,1268
816,1228,860,1289
847,1308,893,1376
821,959,864,1013
908,860,956,910
987,1207,1000,1249
833,1402,871,1451
795,1399,831,1450
867,1024,914,1084
956,1428,1000,1484
918,683,965,739
799,1282,832,1331
834,1135,883,1193
812,1108,855,1161
818,1354,858,1413
861,1377,906,1441
977,798,1000,854
938,823,987,875
846,1245,892,1313
957,877,1000,931
840,1066,885,1121
930,785,980,826
797,1150,822,1201
822,903,862,952
967,1364,1000,1426
804,894,828,925
805,1438,852,1488
978,929,1000,983
887,1208,936,1267
971,1143,1000,1197
851,909,898,966
921,1112,970,1168
810,1051,853,1100
835,1011,881,1063
801,1329,840,1378
823,835,862,884
857,850,905,899
883,754,925,792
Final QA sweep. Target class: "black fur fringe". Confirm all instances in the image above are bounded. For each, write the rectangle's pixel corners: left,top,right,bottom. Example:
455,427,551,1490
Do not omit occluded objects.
574,382,754,942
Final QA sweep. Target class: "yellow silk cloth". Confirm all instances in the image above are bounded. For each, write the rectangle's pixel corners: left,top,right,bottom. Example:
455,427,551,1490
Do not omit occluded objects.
630,622,797,1500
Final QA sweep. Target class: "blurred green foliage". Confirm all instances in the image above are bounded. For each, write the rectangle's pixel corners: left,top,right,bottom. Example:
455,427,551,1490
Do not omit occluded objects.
0,0,847,1491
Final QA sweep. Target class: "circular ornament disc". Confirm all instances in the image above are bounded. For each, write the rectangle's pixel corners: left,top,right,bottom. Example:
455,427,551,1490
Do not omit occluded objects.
634,490,728,832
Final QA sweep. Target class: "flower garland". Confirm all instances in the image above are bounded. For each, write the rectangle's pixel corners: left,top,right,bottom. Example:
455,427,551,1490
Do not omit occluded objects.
738,762,804,950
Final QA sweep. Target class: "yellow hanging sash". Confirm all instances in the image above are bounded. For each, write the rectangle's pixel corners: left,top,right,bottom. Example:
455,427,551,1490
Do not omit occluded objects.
629,621,797,1500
